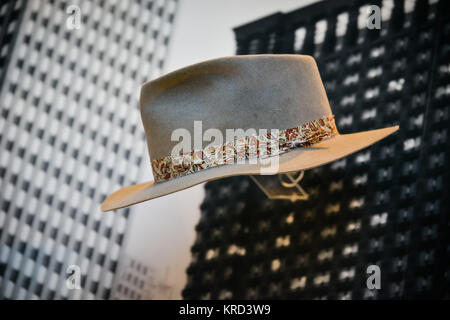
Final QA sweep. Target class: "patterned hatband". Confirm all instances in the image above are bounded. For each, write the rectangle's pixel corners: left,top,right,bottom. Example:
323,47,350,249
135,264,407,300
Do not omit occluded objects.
151,115,338,182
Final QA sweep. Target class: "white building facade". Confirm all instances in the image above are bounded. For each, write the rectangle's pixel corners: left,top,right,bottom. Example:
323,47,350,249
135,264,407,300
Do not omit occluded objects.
0,0,178,299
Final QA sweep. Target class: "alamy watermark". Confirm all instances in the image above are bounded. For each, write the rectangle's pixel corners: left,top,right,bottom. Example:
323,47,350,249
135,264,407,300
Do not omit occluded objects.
66,265,81,290
367,5,381,30
366,265,381,290
170,121,281,174
66,5,81,30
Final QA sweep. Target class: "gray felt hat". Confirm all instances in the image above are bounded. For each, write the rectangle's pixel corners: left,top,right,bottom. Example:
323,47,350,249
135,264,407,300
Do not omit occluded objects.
101,54,398,212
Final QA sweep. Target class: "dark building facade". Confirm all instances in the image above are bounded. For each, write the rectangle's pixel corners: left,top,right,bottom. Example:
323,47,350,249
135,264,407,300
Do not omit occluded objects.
183,0,450,299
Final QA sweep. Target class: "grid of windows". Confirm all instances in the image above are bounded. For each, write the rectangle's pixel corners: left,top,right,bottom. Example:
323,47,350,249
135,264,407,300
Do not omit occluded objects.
0,1,26,86
184,0,450,299
0,0,178,299
111,256,153,300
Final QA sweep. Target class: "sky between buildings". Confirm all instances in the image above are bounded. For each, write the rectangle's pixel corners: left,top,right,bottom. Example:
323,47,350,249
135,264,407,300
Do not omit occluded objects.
125,0,320,299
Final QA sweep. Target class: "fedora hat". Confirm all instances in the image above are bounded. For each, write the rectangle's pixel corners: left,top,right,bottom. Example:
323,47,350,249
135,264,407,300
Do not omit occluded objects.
101,54,398,212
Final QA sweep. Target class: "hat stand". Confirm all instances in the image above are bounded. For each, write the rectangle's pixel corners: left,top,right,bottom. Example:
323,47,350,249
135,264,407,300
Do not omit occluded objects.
250,171,309,202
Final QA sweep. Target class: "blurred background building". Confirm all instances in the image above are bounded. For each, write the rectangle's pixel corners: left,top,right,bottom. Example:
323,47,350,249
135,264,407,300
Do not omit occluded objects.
0,0,178,299
111,255,174,299
0,1,26,86
111,256,153,300
183,0,450,299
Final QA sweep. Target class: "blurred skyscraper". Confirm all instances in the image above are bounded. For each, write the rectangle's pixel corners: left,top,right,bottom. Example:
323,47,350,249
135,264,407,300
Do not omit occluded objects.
184,0,450,299
111,256,174,300
0,0,178,299
111,256,153,300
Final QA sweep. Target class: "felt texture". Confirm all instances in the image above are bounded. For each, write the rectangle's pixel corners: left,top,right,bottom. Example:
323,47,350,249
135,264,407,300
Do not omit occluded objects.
140,54,332,160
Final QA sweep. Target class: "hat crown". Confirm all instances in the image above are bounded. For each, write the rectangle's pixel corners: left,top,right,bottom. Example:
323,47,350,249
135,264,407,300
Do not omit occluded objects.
139,54,333,161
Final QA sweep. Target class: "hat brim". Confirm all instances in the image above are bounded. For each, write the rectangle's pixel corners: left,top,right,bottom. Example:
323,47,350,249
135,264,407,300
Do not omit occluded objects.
101,126,399,212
